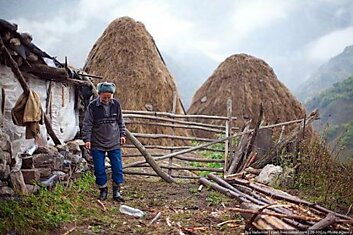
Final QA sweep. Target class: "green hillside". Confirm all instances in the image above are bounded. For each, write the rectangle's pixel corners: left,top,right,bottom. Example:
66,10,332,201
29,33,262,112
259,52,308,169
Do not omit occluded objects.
306,76,353,161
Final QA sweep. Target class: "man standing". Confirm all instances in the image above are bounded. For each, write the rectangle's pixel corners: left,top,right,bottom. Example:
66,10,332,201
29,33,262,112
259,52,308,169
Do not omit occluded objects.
82,82,126,202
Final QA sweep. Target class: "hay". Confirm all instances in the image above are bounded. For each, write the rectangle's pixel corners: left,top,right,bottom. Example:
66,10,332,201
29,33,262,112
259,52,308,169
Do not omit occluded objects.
187,54,311,137
84,17,190,145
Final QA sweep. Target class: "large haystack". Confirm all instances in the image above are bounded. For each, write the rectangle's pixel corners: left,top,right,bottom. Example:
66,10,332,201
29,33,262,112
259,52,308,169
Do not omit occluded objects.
187,54,309,137
84,17,189,145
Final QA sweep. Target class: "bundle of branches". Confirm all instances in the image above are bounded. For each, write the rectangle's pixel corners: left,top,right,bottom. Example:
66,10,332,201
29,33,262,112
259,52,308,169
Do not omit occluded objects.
200,173,353,231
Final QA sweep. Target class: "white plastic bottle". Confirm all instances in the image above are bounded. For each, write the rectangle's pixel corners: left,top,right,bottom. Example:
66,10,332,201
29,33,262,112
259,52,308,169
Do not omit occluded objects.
119,204,145,218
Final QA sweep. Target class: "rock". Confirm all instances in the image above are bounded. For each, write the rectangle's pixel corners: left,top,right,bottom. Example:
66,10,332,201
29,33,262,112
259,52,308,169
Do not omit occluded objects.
35,145,59,155
0,154,8,179
256,164,283,186
10,171,28,195
26,184,39,194
21,156,34,169
0,186,15,196
31,153,64,170
201,96,207,103
0,180,8,187
21,169,40,184
37,168,51,178
2,150,11,164
0,130,11,153
65,141,83,164
145,103,153,111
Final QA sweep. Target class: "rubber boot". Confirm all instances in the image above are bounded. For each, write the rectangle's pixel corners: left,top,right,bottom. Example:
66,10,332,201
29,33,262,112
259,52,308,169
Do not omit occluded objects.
113,185,125,202
98,187,108,201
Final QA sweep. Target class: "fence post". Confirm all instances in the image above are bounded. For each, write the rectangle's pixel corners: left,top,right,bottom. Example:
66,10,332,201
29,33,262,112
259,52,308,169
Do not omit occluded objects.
224,98,232,176
168,91,177,176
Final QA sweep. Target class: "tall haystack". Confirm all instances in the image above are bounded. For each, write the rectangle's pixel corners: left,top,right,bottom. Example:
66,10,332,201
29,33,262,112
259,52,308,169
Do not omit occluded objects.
187,54,310,137
83,17,189,145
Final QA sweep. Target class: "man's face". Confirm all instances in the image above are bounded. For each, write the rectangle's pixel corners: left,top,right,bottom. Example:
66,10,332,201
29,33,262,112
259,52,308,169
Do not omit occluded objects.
99,92,113,104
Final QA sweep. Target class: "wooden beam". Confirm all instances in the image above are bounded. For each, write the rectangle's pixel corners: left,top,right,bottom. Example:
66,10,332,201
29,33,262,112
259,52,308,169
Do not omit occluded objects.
125,129,175,183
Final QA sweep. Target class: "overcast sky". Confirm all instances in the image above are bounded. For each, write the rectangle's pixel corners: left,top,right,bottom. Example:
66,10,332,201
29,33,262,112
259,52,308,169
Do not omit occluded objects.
1,0,353,91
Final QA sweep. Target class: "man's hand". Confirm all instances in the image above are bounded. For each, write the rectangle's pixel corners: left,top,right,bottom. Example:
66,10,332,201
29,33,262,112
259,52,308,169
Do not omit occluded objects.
85,141,91,149
120,137,126,145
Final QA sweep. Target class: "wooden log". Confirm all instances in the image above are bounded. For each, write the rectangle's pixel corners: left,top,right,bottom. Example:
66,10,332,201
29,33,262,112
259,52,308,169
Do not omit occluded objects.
123,110,237,120
125,120,227,134
131,133,216,142
229,207,324,222
159,165,223,172
0,37,30,95
244,167,262,175
309,213,337,230
0,19,18,32
123,170,200,179
124,114,228,129
123,170,159,177
45,81,52,117
207,173,267,205
123,144,224,152
231,183,310,229
174,155,224,163
237,105,263,172
21,64,68,80
227,124,251,174
245,180,314,206
199,177,250,202
125,129,175,183
168,92,178,176
240,202,295,230
43,110,62,145
0,37,61,145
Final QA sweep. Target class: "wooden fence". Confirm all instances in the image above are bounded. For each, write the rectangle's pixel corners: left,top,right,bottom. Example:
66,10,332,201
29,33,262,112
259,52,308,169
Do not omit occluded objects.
121,97,317,180
122,98,236,179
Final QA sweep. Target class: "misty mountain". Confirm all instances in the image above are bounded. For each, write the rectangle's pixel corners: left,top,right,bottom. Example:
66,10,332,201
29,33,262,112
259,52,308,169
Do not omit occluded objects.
306,76,353,162
295,45,353,102
162,50,218,109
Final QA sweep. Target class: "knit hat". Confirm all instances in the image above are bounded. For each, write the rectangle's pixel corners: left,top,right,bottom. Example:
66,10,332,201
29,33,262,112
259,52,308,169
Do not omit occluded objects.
97,82,116,94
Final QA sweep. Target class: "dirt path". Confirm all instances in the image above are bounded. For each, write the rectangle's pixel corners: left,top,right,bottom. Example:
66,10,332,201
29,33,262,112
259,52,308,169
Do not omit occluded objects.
58,175,245,234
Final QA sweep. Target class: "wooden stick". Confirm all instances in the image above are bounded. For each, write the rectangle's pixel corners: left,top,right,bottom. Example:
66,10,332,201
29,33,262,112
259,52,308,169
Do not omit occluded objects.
174,155,224,163
130,132,216,142
123,144,224,152
159,165,223,172
125,130,175,183
229,207,319,222
123,110,237,120
125,120,228,133
199,177,250,202
149,212,161,225
309,213,337,230
96,199,106,211
240,202,295,230
124,114,229,129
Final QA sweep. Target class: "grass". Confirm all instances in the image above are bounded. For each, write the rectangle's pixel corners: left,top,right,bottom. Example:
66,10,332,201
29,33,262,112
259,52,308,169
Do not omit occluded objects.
279,136,353,211
0,172,98,234
190,140,226,176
